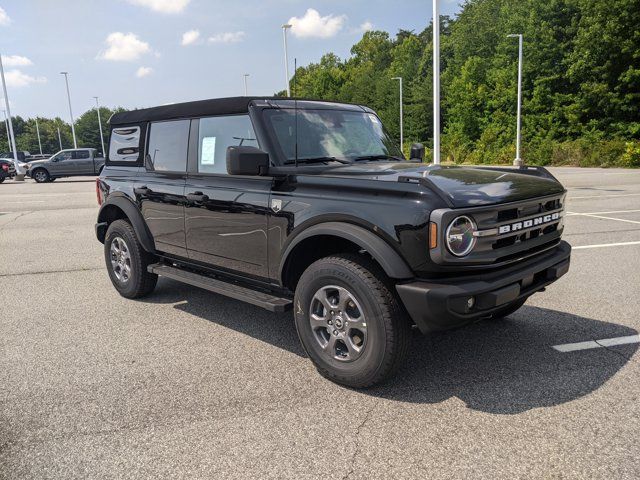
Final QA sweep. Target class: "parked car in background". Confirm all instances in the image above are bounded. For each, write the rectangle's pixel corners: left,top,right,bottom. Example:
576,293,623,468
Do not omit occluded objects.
0,158,16,183
27,148,105,183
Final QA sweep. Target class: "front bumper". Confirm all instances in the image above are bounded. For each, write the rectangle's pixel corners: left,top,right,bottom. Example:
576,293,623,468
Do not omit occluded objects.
396,241,571,334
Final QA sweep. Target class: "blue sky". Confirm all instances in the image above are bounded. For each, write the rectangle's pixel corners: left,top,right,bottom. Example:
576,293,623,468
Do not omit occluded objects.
0,0,462,119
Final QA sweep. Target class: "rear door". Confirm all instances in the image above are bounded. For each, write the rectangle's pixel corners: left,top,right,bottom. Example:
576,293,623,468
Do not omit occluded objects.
72,149,95,175
184,115,271,280
135,120,190,258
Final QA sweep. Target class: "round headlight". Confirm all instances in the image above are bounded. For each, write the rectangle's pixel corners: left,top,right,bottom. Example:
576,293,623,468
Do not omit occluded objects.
445,215,476,257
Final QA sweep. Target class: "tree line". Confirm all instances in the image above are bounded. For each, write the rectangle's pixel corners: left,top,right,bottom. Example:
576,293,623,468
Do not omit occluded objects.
2,0,638,167
284,0,640,167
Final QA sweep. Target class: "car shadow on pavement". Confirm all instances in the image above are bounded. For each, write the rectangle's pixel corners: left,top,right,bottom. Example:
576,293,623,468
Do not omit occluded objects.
148,279,636,414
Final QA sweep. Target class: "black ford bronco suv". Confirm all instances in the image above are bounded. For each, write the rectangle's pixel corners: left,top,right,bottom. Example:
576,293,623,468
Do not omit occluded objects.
95,97,571,387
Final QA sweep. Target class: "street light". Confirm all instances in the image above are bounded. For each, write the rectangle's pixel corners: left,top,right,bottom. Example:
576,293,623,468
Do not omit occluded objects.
35,117,43,155
391,77,404,150
507,33,523,167
432,0,441,165
282,24,292,97
243,74,250,96
2,109,10,151
0,53,23,179
60,72,77,148
93,96,106,156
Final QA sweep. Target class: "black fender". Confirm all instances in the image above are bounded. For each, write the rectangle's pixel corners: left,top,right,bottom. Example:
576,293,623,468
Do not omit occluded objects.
96,195,155,253
279,222,414,281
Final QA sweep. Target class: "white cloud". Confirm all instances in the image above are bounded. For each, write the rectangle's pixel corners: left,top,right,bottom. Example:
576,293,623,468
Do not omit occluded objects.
207,31,245,44
358,21,374,33
288,8,346,38
5,70,46,88
181,29,201,46
125,0,190,14
2,55,33,67
136,66,153,78
0,7,11,26
98,32,151,61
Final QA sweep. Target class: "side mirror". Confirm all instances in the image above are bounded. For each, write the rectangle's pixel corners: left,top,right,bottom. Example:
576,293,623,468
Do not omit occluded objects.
227,146,270,176
410,143,425,162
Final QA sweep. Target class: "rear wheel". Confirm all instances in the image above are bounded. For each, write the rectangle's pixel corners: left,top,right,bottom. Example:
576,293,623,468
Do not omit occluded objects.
294,254,411,388
32,169,49,183
104,219,157,298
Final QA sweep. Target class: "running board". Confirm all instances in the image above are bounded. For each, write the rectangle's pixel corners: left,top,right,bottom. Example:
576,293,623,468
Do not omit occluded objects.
148,263,292,312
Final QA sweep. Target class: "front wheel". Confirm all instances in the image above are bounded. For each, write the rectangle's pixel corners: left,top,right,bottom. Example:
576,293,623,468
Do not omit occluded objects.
294,254,411,388
104,219,158,298
32,169,50,183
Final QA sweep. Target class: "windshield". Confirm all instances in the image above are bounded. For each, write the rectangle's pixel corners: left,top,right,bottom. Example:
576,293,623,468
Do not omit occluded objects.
263,109,403,163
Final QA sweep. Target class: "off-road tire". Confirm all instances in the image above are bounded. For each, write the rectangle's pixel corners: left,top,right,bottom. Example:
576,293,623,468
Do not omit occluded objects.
32,168,50,183
294,253,411,388
490,297,527,320
104,219,157,298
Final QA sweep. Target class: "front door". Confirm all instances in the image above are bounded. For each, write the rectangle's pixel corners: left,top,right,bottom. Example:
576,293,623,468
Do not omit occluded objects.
184,115,271,280
135,119,190,258
49,150,75,175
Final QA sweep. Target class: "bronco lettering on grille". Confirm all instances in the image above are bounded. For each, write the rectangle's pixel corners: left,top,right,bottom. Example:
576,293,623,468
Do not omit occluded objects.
498,212,560,235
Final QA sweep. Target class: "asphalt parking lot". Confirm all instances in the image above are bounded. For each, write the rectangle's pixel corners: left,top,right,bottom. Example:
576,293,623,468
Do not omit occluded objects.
1,168,639,479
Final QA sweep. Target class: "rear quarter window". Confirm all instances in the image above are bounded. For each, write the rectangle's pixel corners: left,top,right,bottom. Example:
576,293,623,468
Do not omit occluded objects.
109,126,141,162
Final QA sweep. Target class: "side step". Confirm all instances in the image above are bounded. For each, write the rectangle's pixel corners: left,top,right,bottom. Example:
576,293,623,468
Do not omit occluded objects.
148,263,292,312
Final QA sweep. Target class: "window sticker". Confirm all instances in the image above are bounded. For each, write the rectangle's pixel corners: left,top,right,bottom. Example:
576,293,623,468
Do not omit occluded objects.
201,137,216,165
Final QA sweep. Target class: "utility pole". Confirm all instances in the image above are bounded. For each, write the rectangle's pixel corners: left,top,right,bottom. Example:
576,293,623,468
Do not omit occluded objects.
432,0,441,165
391,77,404,151
507,34,524,167
243,74,249,96
60,72,77,148
282,24,292,96
35,117,43,155
0,53,24,179
2,109,10,151
93,96,106,156
57,125,63,150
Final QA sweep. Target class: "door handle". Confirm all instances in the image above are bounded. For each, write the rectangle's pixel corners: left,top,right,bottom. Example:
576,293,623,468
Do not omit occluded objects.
186,191,209,202
134,186,151,195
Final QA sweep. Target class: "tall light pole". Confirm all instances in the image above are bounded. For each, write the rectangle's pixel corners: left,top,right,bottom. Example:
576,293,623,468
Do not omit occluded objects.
243,74,250,96
60,72,77,148
391,77,404,151
34,117,43,155
432,0,441,165
93,96,106,155
57,125,63,151
2,109,10,151
507,34,523,167
282,24,292,97
0,53,24,179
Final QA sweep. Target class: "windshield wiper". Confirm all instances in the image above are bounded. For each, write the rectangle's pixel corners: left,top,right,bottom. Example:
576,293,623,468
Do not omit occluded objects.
353,154,404,162
284,156,352,165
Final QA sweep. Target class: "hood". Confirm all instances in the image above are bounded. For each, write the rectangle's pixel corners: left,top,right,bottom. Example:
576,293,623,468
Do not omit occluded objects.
26,159,49,166
324,162,565,208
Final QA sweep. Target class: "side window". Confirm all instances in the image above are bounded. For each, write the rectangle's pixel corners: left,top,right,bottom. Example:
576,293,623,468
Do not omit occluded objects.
54,151,73,161
198,115,257,174
147,120,190,172
109,126,141,162
74,150,90,159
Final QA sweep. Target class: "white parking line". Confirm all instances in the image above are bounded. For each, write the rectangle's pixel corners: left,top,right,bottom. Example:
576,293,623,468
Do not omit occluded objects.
573,241,640,250
570,193,640,200
569,212,640,225
566,209,640,216
553,335,640,352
